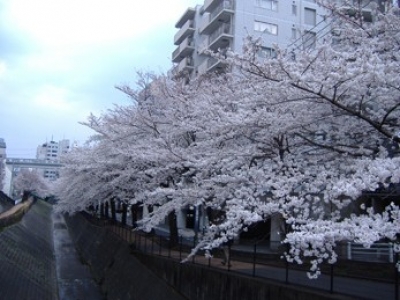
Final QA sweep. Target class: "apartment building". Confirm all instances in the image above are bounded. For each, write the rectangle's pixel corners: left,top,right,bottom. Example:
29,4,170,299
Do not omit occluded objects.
172,0,398,78
36,139,70,162
0,138,6,161
172,0,328,78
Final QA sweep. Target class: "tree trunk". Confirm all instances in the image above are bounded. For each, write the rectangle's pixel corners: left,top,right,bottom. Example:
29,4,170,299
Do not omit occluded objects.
110,199,116,222
100,203,105,219
168,211,179,248
121,203,127,226
131,204,138,229
105,201,109,219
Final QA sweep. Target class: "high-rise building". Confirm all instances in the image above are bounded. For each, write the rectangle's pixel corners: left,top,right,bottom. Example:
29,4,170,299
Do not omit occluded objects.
172,0,393,79
0,138,6,160
36,139,70,162
172,0,328,78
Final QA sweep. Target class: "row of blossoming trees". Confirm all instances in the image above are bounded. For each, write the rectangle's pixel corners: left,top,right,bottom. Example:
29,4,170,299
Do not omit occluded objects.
53,2,400,277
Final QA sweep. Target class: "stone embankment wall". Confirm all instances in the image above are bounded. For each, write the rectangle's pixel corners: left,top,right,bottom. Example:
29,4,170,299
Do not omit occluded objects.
0,201,58,300
66,213,355,300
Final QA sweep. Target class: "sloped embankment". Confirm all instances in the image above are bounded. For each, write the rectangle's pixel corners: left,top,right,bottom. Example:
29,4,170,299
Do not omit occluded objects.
0,200,58,300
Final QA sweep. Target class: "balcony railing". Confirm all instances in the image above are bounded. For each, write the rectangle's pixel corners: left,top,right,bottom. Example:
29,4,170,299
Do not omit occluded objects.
175,7,196,28
177,56,194,73
209,23,232,46
197,57,228,74
203,0,233,13
172,36,195,62
174,19,195,45
210,0,233,21
200,0,234,34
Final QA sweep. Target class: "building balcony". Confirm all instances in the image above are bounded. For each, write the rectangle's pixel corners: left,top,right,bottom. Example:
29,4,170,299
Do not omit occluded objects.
177,56,195,74
175,7,196,28
200,1,234,34
203,0,232,13
172,36,195,63
207,23,233,51
197,57,228,75
339,6,373,22
174,19,196,45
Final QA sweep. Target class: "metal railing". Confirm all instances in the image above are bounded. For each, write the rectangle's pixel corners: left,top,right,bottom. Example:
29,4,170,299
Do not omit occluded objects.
209,0,234,21
82,213,399,300
209,23,232,46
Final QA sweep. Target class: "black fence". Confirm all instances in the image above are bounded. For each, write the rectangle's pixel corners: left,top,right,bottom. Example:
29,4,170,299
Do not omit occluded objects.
82,212,399,300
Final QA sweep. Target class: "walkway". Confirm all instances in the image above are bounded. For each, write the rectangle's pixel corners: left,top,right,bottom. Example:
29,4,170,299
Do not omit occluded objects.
107,223,398,300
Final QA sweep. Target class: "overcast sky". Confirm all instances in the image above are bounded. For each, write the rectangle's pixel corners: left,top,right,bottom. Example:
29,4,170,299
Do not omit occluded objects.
0,0,200,158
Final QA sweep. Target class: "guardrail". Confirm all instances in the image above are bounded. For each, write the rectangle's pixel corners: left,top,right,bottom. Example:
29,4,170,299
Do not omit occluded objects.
82,212,399,295
347,242,394,263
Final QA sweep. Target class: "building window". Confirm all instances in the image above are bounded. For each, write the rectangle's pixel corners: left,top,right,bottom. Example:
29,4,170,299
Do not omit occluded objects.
256,0,278,10
304,8,317,26
254,21,278,35
292,4,297,15
258,46,277,59
303,30,316,50
291,28,297,39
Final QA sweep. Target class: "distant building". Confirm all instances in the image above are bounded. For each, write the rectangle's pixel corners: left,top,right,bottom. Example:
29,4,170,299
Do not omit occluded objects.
172,0,395,79
36,139,70,162
0,138,6,160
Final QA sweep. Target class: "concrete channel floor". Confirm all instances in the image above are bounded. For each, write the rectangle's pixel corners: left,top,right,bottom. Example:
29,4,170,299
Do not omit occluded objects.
52,211,103,300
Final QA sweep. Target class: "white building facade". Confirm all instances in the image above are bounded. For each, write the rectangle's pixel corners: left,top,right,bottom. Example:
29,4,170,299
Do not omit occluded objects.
0,138,6,161
173,0,328,78
36,139,70,162
172,0,397,78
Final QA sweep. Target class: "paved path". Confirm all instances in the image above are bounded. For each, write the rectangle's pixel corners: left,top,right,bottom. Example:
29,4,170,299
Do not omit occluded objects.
109,225,398,300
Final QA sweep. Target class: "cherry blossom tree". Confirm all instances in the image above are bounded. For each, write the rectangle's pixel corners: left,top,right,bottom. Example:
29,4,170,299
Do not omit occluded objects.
13,169,51,199
53,1,400,278
218,0,400,276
